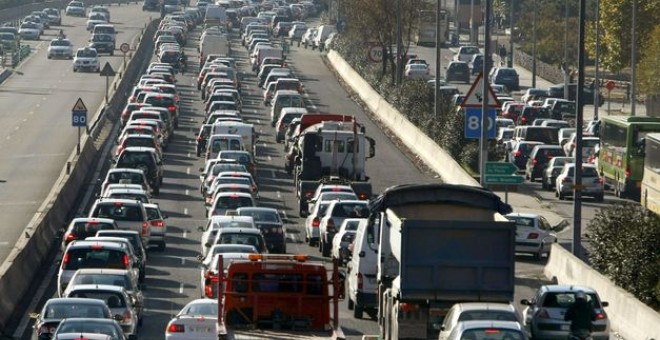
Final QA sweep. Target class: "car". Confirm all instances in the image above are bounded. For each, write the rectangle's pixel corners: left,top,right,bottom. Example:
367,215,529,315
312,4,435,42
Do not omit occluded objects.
555,163,604,201
521,88,548,103
570,136,600,162
438,302,521,340
445,61,470,83
51,318,129,340
207,192,256,219
165,299,217,340
520,285,609,340
61,217,119,252
143,203,168,250
101,186,151,203
101,168,151,194
95,230,148,280
87,13,108,31
505,212,559,259
199,215,257,257
65,1,86,16
525,145,565,182
301,183,358,217
18,22,40,40
404,63,430,80
453,45,480,62
32,298,113,340
113,147,164,194
72,47,100,72
62,284,139,337
88,198,151,247
198,243,257,270
210,227,268,253
68,268,143,315
445,320,528,340
234,207,286,253
490,67,520,91
301,27,317,48
516,106,549,126
48,38,74,59
89,33,115,55
318,200,370,257
89,6,111,22
331,218,363,265
43,8,62,26
469,53,483,75
307,191,358,216
541,156,574,190
508,141,544,172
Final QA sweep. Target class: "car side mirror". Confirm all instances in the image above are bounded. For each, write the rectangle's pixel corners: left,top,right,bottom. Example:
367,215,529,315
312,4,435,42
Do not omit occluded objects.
162,215,169,219
197,225,205,232
114,314,123,321
358,251,365,258
205,242,211,248
601,301,609,307
520,299,532,306
28,312,40,320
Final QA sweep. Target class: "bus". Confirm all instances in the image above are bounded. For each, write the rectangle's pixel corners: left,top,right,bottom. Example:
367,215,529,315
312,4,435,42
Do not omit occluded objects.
598,116,660,200
456,0,482,31
641,133,660,216
413,9,448,47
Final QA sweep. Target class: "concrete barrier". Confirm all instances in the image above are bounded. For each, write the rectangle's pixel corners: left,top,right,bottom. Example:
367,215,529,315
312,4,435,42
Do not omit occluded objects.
326,50,479,187
0,18,158,332
0,67,10,84
326,50,660,340
545,244,660,340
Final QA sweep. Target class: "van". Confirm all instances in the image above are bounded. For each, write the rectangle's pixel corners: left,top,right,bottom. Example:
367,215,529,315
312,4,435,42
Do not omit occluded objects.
513,126,559,145
313,25,335,50
270,90,306,126
253,47,284,71
206,134,245,160
347,219,377,318
275,107,308,142
212,121,256,156
93,24,116,40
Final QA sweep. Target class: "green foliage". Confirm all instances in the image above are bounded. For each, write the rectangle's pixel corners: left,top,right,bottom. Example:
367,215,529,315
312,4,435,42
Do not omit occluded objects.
588,203,660,308
638,25,660,95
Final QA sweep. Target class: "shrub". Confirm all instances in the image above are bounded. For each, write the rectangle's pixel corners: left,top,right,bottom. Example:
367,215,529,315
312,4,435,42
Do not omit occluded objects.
588,203,660,308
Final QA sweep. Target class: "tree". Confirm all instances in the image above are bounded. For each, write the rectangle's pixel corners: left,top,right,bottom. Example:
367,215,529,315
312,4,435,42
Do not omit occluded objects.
637,25,660,96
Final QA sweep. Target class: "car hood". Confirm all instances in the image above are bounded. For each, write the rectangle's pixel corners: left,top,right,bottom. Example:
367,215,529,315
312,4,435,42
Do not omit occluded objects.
49,46,72,50
75,57,98,62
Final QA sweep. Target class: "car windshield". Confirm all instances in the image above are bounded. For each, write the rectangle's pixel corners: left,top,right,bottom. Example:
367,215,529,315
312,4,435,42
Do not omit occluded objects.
0,33,14,40
56,320,120,338
214,196,253,210
457,311,518,322
51,39,71,46
238,210,279,223
460,328,525,340
125,137,155,148
218,152,252,164
506,216,535,228
71,274,131,291
498,69,518,76
92,34,112,42
71,221,115,238
182,302,216,316
218,233,262,249
69,1,83,7
93,204,143,222
108,172,144,185
565,166,600,177
542,292,600,308
461,46,479,54
66,290,127,308
144,96,174,107
63,248,127,270
117,151,153,167
332,203,369,218
77,49,97,58
44,302,108,319
21,23,37,29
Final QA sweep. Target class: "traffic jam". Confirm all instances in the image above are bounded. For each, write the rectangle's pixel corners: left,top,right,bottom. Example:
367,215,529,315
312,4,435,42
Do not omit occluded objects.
27,0,618,339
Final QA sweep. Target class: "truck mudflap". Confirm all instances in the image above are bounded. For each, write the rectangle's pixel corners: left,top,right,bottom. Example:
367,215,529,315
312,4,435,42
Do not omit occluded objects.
349,182,372,200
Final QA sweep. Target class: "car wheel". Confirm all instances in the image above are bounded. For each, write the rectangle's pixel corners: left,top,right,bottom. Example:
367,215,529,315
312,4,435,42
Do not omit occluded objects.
110,50,114,56
353,305,364,319
347,298,355,310
138,316,143,326
595,194,604,202
541,180,547,190
558,192,565,200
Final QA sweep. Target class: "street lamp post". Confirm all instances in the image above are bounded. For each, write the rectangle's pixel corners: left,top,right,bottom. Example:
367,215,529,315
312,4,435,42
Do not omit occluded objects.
531,0,537,88
435,0,443,119
631,0,637,115
573,0,587,259
563,0,569,100
508,0,513,67
594,0,600,119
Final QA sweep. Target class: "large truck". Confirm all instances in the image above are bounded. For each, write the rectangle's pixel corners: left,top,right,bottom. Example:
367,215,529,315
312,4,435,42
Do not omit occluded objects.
198,33,230,65
288,114,376,216
214,254,345,340
367,183,516,340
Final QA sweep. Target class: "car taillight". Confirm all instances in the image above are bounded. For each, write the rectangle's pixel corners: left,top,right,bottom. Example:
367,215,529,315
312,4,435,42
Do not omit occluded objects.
129,97,136,103
62,253,69,267
304,191,313,199
204,273,218,298
527,233,539,239
595,177,604,184
399,303,418,313
312,218,320,227
123,255,129,268
122,309,132,322
65,233,77,242
595,312,607,320
532,159,537,165
168,106,176,112
357,273,363,290
167,324,185,333
151,220,164,227
521,117,527,124
514,151,522,157
625,167,631,178
142,221,149,235
358,193,368,200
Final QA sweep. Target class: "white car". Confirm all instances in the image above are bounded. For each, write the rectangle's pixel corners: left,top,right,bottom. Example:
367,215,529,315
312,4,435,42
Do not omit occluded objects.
165,299,217,340
72,47,100,72
404,63,430,80
318,200,369,258
453,45,480,62
555,163,604,201
199,215,256,257
48,38,74,59
438,302,521,340
331,218,364,264
504,212,558,260
86,13,108,31
18,22,40,40
65,1,86,16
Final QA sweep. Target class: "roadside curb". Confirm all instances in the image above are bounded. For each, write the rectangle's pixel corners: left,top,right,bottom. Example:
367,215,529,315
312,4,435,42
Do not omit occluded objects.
0,68,11,85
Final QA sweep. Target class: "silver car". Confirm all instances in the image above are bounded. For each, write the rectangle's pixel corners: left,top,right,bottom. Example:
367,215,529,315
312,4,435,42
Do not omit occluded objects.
520,285,609,340
555,163,604,201
504,213,559,260
439,302,521,340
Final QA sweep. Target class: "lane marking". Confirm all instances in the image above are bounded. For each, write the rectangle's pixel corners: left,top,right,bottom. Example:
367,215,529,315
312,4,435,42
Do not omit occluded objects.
179,283,184,294
267,155,272,162
187,152,191,158
185,189,190,196
0,241,9,246
276,191,281,199
186,167,190,175
183,230,187,238
184,208,188,215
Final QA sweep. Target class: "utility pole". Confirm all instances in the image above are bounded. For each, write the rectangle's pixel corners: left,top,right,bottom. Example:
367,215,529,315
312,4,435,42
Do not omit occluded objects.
631,0,637,115
508,0,513,67
594,0,600,120
435,0,443,119
563,0,569,100
479,0,492,186
573,0,586,259
396,0,403,85
531,0,536,88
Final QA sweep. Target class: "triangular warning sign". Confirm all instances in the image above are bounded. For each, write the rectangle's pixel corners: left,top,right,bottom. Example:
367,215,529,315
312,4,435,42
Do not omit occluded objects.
99,62,116,77
460,73,501,108
72,97,87,112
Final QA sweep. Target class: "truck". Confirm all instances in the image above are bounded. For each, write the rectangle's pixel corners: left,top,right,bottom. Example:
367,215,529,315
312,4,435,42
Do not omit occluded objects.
204,4,227,29
199,33,230,65
367,183,516,340
214,253,345,340
286,114,375,216
213,121,256,157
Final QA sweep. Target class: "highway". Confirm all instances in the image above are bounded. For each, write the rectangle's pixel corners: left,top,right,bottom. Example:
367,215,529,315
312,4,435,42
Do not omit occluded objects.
0,3,153,263
10,19,555,339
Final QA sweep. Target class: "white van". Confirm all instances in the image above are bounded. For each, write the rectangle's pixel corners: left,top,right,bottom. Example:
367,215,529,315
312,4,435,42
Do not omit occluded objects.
347,219,378,319
205,134,244,160
275,107,307,143
212,121,256,156
270,90,306,127
313,25,335,50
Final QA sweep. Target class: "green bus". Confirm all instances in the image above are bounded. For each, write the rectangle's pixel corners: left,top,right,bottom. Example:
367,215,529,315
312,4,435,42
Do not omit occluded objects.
598,116,660,199
641,133,660,216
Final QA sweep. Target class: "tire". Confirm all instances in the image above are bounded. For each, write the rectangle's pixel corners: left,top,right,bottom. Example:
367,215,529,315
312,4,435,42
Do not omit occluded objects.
138,316,143,326
353,305,364,319
558,191,565,200
322,240,330,257
110,50,114,56
595,194,604,202
153,186,160,195
347,298,354,310
541,180,547,190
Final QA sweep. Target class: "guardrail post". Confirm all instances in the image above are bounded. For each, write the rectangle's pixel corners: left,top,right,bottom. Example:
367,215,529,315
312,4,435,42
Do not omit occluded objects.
66,161,71,175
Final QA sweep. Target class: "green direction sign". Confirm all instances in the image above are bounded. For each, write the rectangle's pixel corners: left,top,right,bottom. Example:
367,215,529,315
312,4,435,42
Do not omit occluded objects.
485,175,525,185
485,162,518,176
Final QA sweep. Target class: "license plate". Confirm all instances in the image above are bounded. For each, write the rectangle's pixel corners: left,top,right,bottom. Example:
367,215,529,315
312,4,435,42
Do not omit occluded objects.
560,325,570,331
190,327,211,333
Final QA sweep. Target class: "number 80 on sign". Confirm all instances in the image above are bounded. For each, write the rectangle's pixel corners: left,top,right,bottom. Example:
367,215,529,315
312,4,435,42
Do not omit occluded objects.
72,111,87,127
464,108,497,139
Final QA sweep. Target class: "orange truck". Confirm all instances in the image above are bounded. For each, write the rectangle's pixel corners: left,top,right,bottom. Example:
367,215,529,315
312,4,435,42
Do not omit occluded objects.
215,254,345,340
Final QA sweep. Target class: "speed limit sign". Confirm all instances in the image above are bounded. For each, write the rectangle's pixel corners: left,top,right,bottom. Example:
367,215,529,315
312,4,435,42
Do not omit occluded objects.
120,43,130,54
368,45,383,63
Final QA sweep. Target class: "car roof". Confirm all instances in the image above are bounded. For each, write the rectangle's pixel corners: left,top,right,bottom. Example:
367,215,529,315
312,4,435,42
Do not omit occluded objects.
217,227,262,234
214,192,253,198
505,212,540,219
210,215,254,223
541,284,597,293
70,217,115,224
67,240,125,250
121,146,158,153
45,297,109,306
73,268,130,275
66,284,126,293
454,302,517,313
97,229,140,236
456,320,524,331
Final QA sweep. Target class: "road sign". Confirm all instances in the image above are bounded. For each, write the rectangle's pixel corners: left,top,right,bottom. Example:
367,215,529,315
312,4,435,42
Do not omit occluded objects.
119,42,130,54
460,72,500,108
605,80,615,92
368,45,383,63
464,108,496,139
71,97,87,127
99,62,116,77
485,175,524,185
485,162,518,176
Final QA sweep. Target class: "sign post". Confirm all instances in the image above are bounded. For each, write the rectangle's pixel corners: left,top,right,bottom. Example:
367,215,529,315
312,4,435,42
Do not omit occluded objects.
119,42,130,68
484,162,524,203
99,62,116,103
605,80,615,115
71,98,88,155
